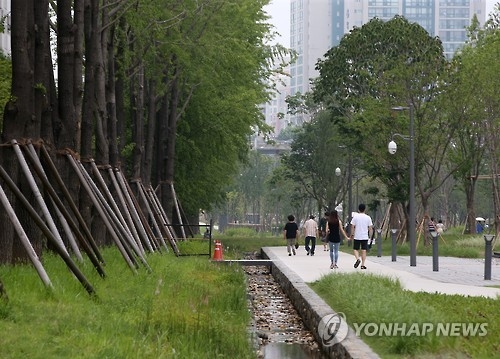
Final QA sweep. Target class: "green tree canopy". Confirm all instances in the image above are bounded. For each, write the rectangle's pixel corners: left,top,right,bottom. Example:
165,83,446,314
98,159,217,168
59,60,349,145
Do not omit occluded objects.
312,15,449,231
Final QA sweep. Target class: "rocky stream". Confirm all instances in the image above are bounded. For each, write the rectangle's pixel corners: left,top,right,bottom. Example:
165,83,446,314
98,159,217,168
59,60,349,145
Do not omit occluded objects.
244,262,328,359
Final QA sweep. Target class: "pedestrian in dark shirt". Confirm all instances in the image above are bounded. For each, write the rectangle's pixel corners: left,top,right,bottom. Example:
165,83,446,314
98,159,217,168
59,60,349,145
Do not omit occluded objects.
283,215,299,256
319,211,329,251
326,210,348,269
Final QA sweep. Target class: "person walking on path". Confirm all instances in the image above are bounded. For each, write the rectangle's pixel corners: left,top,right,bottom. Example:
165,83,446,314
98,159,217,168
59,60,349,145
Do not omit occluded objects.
436,219,445,235
303,215,318,256
283,215,299,256
319,211,329,251
326,210,348,269
426,216,437,246
350,204,373,270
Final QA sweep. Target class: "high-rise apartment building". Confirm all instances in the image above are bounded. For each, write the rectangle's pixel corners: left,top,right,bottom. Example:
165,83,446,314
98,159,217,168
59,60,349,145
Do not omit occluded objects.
264,72,291,138
284,0,486,126
0,0,11,56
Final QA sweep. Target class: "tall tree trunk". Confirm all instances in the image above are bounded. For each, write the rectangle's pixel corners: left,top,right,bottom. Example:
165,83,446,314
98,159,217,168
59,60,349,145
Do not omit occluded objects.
95,0,109,165
81,0,110,246
104,16,119,166
115,69,125,164
35,0,52,143
162,74,180,222
143,80,157,186
52,0,81,252
131,64,144,180
107,25,119,167
0,0,39,264
464,178,477,234
56,0,76,148
156,92,169,218
74,0,84,153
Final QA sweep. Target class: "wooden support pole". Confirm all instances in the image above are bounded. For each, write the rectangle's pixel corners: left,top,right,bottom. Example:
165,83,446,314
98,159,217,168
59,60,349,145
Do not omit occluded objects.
88,161,143,255
91,162,143,253
136,181,169,252
39,145,105,265
26,142,83,261
66,153,138,274
114,169,154,253
123,177,160,251
0,165,97,296
145,186,176,251
0,183,53,289
11,140,69,257
106,168,146,255
170,183,186,240
23,146,106,278
78,161,151,273
147,186,180,255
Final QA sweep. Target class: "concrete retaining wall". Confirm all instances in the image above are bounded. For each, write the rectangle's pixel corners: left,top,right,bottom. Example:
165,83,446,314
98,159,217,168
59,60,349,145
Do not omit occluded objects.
261,247,380,359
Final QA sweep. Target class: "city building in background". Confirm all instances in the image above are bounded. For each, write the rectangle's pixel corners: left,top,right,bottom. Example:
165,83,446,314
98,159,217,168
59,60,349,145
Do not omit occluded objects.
265,0,486,131
263,68,291,138
0,0,11,56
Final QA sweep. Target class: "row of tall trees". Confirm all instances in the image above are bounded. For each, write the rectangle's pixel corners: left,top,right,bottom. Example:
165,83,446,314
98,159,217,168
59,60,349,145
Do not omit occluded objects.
0,0,293,263
280,13,500,238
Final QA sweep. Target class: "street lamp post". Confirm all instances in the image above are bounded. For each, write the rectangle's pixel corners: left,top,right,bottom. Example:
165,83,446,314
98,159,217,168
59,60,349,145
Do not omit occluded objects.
484,235,495,280
336,155,353,246
335,166,341,214
347,153,353,247
388,105,416,267
430,230,439,271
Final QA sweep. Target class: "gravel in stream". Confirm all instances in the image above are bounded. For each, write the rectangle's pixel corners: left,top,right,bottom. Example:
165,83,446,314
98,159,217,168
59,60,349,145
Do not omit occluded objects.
244,264,326,358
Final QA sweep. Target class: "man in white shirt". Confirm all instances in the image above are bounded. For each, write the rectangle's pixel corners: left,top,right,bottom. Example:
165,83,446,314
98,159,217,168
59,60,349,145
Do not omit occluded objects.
350,204,373,269
303,215,318,256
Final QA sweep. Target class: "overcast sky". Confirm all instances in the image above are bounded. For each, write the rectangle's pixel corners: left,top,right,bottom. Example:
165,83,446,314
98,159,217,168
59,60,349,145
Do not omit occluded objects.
264,0,498,47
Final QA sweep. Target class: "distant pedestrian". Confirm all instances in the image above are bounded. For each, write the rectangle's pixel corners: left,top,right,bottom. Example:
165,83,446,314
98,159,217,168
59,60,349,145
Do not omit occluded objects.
319,211,329,251
283,215,299,256
426,216,437,246
326,210,348,269
350,204,373,270
436,219,445,234
476,220,484,234
303,215,318,256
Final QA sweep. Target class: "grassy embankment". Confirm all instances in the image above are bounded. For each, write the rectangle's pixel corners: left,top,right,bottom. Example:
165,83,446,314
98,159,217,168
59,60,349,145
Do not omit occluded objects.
0,227,497,358
0,245,254,359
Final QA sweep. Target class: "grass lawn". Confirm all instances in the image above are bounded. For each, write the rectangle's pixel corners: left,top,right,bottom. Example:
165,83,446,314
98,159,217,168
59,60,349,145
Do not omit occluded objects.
0,246,254,359
0,227,497,358
311,273,498,358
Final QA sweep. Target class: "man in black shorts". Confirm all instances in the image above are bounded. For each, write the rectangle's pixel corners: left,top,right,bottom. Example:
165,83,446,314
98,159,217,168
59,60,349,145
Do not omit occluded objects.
350,204,373,270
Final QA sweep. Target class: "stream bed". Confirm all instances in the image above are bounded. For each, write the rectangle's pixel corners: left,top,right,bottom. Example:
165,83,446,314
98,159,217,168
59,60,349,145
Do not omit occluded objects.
244,264,328,359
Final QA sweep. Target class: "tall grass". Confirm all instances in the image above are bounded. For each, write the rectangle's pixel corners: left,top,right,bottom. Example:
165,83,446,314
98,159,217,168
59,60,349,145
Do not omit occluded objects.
311,273,498,358
2,228,493,358
0,248,254,359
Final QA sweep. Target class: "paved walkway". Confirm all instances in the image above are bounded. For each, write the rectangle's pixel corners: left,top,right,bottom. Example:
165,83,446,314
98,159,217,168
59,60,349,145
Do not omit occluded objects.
263,246,500,299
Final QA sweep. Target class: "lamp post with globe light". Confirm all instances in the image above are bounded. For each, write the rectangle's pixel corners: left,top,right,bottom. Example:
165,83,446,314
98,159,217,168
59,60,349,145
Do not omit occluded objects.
388,105,416,267
336,146,354,245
